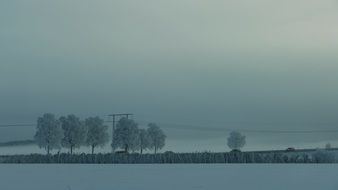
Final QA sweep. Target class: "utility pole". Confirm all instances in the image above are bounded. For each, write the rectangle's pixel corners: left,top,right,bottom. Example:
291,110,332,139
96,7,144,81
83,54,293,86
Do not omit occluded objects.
108,113,133,152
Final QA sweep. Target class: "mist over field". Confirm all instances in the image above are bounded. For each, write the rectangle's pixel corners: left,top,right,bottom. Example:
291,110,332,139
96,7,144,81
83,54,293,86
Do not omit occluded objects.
1,0,338,152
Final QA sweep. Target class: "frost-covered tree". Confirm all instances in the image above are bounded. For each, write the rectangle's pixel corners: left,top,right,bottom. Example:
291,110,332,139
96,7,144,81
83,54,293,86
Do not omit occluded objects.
139,128,151,154
147,123,166,154
60,115,87,154
112,118,140,153
227,131,246,151
34,113,63,154
85,117,109,154
325,143,332,150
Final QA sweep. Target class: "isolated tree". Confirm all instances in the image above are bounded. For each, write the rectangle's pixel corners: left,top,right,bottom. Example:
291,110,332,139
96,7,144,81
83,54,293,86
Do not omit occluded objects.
325,143,332,150
34,113,63,154
112,118,140,153
85,117,109,154
227,131,246,151
60,115,87,154
139,128,151,154
147,123,166,154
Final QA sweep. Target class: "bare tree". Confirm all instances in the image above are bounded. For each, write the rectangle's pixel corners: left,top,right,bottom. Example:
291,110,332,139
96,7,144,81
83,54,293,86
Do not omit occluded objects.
85,117,109,154
60,115,87,154
34,113,63,154
112,118,140,153
227,131,246,151
325,143,332,150
147,123,166,154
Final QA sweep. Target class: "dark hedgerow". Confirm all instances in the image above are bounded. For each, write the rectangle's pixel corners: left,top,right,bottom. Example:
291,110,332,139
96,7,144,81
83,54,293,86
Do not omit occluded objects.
0,150,334,164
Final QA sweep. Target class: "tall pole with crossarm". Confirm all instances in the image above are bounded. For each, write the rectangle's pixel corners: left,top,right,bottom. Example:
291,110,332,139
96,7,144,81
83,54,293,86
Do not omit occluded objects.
108,113,133,152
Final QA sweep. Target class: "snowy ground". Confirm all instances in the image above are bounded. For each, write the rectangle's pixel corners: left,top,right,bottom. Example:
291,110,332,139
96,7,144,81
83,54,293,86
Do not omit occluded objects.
0,164,337,190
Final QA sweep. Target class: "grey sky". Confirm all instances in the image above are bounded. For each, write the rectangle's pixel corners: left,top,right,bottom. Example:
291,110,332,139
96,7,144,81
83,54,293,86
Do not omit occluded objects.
1,0,338,150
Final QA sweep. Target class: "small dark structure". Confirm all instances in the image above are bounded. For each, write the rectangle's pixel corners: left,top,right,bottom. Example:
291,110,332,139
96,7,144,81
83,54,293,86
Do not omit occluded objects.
286,147,296,152
114,150,129,154
230,149,241,153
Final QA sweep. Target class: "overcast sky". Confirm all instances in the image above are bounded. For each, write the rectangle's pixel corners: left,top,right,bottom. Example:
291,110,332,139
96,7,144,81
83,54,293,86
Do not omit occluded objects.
1,0,338,151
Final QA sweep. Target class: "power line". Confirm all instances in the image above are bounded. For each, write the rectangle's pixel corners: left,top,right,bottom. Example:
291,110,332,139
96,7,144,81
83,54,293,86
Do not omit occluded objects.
0,124,36,128
137,120,338,134
108,113,134,153
1,120,338,134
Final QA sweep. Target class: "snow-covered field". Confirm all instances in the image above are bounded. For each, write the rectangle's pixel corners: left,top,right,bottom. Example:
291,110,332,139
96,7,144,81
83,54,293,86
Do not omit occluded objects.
0,164,337,190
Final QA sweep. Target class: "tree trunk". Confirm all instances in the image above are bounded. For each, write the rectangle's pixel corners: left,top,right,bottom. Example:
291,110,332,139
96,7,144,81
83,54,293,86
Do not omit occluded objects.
140,147,143,154
70,146,73,155
47,145,50,155
91,145,95,155
154,146,157,154
124,144,128,153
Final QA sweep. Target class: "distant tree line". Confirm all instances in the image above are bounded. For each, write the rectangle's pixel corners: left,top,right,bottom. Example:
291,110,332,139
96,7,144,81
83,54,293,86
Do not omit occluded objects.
34,113,166,155
0,140,36,147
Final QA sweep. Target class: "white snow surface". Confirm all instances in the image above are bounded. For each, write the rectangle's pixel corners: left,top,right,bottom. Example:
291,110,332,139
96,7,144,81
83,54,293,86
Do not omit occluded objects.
0,164,338,190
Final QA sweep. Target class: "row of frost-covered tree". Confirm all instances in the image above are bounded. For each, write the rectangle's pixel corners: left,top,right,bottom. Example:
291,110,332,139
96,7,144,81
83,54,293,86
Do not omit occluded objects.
111,118,166,154
34,113,166,155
